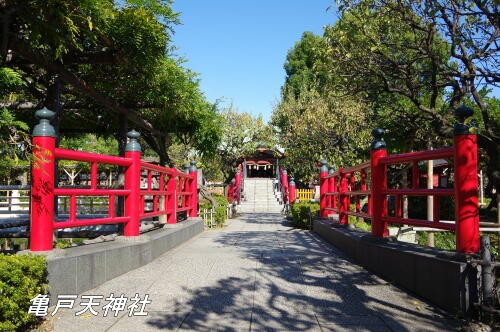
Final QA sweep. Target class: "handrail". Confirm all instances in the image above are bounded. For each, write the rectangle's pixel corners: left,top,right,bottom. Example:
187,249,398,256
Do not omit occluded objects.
380,147,453,165
319,119,479,253
56,148,132,166
29,108,198,251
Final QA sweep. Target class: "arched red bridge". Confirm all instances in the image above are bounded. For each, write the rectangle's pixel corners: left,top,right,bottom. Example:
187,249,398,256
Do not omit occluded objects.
2,106,495,330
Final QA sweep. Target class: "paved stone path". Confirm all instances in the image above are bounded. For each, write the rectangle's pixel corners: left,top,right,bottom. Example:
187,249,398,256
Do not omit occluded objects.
49,211,460,331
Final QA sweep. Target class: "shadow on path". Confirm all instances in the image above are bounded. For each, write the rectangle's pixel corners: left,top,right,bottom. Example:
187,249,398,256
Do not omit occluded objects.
146,212,460,331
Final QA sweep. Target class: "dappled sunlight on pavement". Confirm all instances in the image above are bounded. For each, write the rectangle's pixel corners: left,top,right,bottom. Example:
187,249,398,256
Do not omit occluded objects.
50,211,461,331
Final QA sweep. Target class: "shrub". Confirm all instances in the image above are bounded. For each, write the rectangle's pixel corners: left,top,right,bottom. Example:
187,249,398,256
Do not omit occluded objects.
199,202,211,210
214,206,227,226
55,240,72,249
213,195,228,207
290,202,320,228
416,231,456,251
0,254,48,331
352,219,371,231
213,195,229,227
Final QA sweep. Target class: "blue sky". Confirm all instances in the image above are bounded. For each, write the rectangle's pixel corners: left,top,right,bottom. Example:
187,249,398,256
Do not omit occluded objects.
171,1,337,123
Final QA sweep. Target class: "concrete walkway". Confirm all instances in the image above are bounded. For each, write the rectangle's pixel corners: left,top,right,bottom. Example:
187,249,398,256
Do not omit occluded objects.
48,212,461,331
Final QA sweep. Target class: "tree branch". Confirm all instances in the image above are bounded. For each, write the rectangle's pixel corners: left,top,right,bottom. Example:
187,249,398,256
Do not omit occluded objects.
9,38,166,137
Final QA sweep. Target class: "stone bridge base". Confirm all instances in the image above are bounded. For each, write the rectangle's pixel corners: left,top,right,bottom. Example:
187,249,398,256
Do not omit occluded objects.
313,219,478,316
44,218,204,305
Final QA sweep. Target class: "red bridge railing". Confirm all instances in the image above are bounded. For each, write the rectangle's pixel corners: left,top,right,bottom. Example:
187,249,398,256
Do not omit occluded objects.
227,163,243,204
277,168,296,206
320,106,479,253
30,108,198,251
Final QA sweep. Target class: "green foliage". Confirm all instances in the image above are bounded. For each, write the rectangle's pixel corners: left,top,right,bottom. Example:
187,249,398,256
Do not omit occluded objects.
416,231,456,251
350,218,371,231
56,134,121,184
217,104,275,181
214,206,227,227
199,196,228,227
7,0,115,59
213,195,228,207
273,83,371,182
107,7,167,68
290,202,320,228
123,0,179,26
0,254,48,331
0,68,25,95
199,201,211,210
320,3,453,154
213,195,228,227
273,31,372,183
331,0,499,196
0,108,31,182
282,32,326,98
3,0,221,172
59,134,118,154
54,240,72,249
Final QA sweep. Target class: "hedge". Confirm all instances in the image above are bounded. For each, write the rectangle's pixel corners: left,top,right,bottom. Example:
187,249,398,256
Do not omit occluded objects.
290,202,320,228
0,254,48,331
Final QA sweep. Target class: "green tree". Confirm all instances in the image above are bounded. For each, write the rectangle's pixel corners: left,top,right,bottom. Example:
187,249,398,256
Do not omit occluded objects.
57,134,119,184
1,0,220,172
0,108,30,183
321,3,452,151
282,32,326,98
332,0,499,195
273,32,372,183
273,85,371,182
217,104,275,181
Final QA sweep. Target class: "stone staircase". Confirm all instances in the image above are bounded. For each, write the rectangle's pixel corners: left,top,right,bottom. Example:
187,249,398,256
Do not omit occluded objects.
238,178,283,213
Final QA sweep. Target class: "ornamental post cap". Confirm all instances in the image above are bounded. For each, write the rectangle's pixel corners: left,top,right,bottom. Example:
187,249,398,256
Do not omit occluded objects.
282,169,287,174
125,130,141,152
190,160,197,172
289,177,295,186
454,104,475,135
371,128,387,150
455,104,474,121
184,163,190,173
320,159,328,172
33,107,56,137
328,166,335,174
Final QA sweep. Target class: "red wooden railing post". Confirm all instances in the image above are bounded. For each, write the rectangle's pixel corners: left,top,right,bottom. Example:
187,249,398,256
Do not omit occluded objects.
227,179,235,203
338,169,349,225
235,168,241,204
30,108,56,251
281,170,289,204
289,178,296,205
361,170,367,215
327,167,335,213
319,160,328,217
330,168,337,213
181,163,190,214
278,167,283,193
189,160,198,217
239,163,245,194
370,128,388,237
124,130,141,236
453,105,479,253
166,169,177,224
